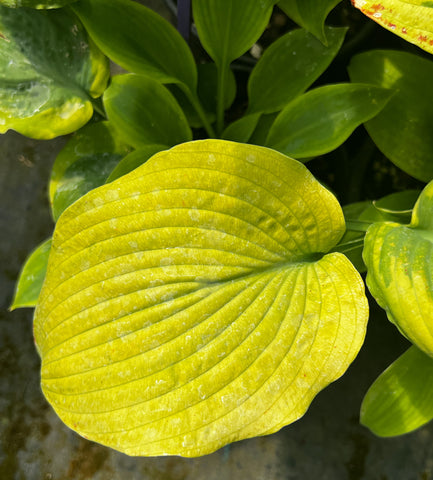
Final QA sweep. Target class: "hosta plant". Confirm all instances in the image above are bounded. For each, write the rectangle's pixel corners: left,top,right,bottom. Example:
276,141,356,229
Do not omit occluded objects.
4,0,433,456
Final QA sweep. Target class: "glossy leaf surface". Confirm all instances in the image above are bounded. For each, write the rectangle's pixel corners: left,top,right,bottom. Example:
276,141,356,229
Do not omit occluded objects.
34,140,368,457
361,346,433,437
348,49,433,182
278,0,342,44
248,27,347,115
352,0,433,55
266,84,392,159
364,181,433,357
73,0,197,90
11,239,51,309
0,6,109,139
192,0,276,66
0,0,76,6
103,74,191,149
50,121,131,220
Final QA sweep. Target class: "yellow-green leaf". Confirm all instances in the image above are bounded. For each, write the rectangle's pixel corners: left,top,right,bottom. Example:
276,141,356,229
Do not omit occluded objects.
352,0,433,55
34,140,368,457
363,181,433,356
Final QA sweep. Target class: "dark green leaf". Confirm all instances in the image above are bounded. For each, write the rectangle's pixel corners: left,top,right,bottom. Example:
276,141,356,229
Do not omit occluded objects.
106,145,168,182
361,346,433,437
0,0,76,6
333,201,372,273
10,238,51,309
103,74,192,149
249,113,278,146
278,0,342,44
168,63,235,129
348,50,433,182
73,0,197,91
50,121,131,220
192,0,277,66
334,191,420,273
221,113,261,142
197,63,236,113
266,84,393,159
372,189,420,223
248,27,347,115
0,6,109,139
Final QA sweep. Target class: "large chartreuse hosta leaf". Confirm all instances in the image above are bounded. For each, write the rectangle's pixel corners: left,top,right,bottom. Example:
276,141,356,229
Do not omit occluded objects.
364,181,433,356
352,0,433,55
34,140,368,457
0,6,109,139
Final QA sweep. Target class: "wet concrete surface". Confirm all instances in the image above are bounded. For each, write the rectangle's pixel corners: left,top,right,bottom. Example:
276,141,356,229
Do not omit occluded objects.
2,131,433,480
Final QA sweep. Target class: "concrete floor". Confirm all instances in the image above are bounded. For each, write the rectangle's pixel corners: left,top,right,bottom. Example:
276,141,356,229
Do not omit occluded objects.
2,131,433,480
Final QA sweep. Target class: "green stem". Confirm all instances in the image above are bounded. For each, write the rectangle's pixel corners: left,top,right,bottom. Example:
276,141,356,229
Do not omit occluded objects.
91,97,107,119
180,85,216,138
216,62,228,136
345,219,374,232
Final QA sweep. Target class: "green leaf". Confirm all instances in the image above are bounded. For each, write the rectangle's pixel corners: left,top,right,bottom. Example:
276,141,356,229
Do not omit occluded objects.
352,0,433,55
278,0,342,44
363,181,433,357
50,121,131,220
103,74,192,149
168,63,236,129
249,113,279,146
197,63,236,114
372,189,420,224
72,0,197,91
361,346,433,437
34,140,368,457
221,113,261,142
11,239,52,310
0,0,76,7
192,0,277,67
266,84,393,159
248,27,347,115
334,191,420,273
333,201,372,273
106,145,168,183
348,50,433,182
0,6,109,139
192,0,278,134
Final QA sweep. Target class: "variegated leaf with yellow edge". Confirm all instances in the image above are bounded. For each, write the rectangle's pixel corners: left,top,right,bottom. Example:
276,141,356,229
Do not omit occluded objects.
352,0,433,54
363,181,433,356
34,140,368,457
